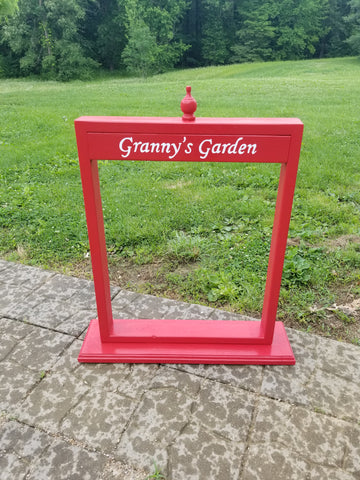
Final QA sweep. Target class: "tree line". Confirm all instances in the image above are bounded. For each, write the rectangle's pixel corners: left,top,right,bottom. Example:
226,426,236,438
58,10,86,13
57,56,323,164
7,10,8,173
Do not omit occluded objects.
0,0,359,80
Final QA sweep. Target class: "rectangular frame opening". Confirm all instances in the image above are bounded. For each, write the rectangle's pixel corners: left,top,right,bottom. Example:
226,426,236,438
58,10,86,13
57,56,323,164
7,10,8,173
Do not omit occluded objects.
75,115,303,364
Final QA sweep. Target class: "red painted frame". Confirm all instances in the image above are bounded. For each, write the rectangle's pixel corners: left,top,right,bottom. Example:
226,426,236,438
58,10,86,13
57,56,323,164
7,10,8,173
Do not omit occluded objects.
75,111,303,364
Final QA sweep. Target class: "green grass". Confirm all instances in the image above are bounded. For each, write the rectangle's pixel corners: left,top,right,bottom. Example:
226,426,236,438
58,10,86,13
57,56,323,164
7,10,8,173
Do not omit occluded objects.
1,57,360,342
145,463,166,480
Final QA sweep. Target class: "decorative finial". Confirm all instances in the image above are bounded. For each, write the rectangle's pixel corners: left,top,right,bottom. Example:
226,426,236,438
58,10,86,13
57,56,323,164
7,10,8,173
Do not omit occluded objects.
181,86,197,121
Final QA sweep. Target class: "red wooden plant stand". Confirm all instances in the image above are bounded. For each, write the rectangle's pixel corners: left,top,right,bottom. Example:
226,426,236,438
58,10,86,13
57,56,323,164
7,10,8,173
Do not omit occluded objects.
75,86,303,364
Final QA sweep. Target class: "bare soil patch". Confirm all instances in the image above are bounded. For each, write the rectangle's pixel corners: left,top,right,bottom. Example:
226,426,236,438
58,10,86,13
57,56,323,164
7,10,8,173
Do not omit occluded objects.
70,256,198,300
69,253,359,345
326,234,360,250
283,285,360,345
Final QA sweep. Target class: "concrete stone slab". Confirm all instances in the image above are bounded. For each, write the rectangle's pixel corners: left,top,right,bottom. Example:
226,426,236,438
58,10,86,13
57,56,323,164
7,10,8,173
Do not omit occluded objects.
0,420,49,459
0,451,26,480
251,397,359,471
305,368,360,421
343,424,360,476
52,338,84,373
120,293,180,319
169,422,244,480
15,371,89,433
116,387,194,470
0,283,34,314
56,309,97,336
35,274,93,300
315,336,360,383
0,332,17,361
261,329,360,421
205,363,264,392
4,294,79,329
166,362,210,380
193,379,256,442
76,361,131,390
243,444,358,480
150,365,202,397
0,360,43,411
114,363,160,399
58,344,156,398
0,420,49,480
0,316,35,340
0,416,143,480
155,299,198,319
171,362,264,393
0,259,9,271
261,328,318,405
26,437,108,480
208,308,256,321
0,317,36,361
70,284,120,310
61,389,137,452
0,262,55,289
8,325,73,371
34,274,117,310
101,460,146,480
111,289,141,310
182,302,215,319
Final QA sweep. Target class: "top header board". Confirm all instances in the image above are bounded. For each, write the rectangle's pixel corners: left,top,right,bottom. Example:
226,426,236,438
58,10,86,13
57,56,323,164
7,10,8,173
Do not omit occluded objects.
75,115,302,164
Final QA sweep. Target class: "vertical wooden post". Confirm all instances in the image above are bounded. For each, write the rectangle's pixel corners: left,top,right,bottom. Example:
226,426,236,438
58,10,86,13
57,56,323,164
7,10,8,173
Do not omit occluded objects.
76,130,113,340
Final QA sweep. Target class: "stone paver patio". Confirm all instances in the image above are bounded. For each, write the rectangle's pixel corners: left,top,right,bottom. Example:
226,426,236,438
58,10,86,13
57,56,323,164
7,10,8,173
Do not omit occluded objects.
1,259,359,479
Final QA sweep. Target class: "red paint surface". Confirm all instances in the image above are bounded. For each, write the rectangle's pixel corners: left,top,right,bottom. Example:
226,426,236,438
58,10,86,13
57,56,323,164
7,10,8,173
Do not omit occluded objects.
75,90,303,364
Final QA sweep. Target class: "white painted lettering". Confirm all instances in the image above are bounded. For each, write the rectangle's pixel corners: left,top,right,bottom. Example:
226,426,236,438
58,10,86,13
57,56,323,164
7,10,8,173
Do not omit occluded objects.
185,143,193,154
169,142,182,159
119,136,257,160
199,139,212,159
140,142,150,153
133,141,142,152
221,143,231,153
238,143,247,154
212,143,222,154
228,137,243,154
119,137,133,158
247,144,257,154
150,143,160,153
161,143,171,154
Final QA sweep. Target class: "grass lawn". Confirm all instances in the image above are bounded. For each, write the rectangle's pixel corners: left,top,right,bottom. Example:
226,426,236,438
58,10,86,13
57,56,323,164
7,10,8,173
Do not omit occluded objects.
1,57,360,344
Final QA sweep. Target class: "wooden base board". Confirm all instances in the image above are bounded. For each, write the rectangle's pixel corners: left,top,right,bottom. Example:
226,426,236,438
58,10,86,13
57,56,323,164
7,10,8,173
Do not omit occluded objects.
78,319,295,365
